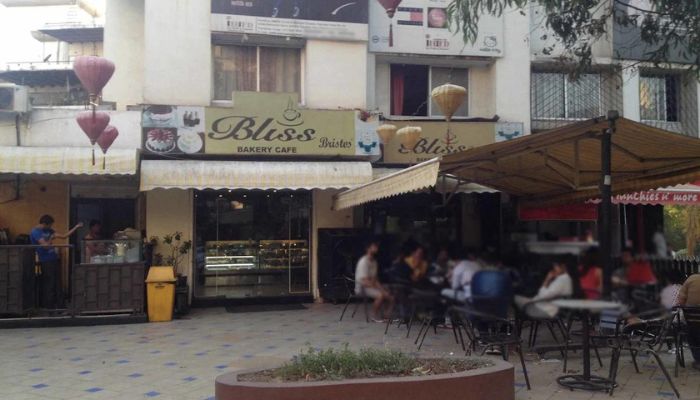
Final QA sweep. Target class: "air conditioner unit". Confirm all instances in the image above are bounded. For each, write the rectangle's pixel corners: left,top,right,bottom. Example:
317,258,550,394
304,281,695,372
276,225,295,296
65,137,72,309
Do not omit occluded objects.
0,84,29,113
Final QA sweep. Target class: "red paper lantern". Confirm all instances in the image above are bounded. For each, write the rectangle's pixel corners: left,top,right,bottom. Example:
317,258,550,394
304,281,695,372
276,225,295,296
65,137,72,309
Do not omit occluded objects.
73,56,115,95
97,125,119,154
76,111,110,145
377,0,402,17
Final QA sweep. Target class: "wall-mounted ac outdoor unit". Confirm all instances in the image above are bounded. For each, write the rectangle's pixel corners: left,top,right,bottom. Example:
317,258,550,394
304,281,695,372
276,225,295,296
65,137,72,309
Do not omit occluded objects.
0,84,29,113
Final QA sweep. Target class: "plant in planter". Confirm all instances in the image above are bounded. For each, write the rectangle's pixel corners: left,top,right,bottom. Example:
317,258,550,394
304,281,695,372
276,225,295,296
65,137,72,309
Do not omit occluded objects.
150,232,192,284
216,346,514,400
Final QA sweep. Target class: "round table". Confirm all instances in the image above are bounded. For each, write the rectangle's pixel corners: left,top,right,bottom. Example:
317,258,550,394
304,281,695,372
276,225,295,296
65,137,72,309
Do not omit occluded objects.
551,299,622,392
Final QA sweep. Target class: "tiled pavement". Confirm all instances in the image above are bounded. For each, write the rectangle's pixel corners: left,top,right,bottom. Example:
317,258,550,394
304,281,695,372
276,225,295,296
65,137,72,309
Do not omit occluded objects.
1,304,699,400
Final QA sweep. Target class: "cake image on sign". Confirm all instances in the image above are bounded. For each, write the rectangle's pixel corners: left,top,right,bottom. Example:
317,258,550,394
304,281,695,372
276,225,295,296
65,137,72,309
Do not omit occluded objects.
145,128,176,153
178,129,203,154
143,105,175,127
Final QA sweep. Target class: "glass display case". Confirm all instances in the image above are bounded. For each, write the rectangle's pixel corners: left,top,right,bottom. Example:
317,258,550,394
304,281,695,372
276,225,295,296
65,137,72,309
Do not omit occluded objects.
80,239,143,264
204,240,258,272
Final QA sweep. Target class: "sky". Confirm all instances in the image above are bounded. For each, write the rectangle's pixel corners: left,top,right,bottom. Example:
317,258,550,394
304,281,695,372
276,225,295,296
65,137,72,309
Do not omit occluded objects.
0,1,104,68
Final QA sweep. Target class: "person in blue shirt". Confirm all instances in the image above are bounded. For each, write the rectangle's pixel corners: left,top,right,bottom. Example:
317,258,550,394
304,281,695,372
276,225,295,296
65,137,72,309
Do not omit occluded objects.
30,215,82,309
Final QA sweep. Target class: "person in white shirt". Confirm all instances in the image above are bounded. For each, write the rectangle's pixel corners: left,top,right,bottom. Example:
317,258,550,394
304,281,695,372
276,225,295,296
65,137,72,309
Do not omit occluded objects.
515,261,573,319
442,250,481,302
355,240,393,321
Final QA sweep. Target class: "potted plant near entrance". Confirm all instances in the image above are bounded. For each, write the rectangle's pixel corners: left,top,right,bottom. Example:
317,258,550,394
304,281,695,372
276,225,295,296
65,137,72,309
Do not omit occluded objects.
150,232,192,287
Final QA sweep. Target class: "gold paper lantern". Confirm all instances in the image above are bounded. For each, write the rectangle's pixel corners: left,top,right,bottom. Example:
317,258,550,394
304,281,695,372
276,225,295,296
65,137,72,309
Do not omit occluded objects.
376,124,398,144
431,83,467,121
397,126,422,149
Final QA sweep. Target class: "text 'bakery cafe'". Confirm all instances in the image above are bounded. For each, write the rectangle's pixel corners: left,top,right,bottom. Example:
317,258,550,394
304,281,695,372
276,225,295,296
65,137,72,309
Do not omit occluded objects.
139,91,510,302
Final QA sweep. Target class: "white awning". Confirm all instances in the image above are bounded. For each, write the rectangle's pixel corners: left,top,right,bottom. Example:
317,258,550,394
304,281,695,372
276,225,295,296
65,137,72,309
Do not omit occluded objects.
0,146,138,176
139,160,373,191
333,158,441,210
372,168,497,194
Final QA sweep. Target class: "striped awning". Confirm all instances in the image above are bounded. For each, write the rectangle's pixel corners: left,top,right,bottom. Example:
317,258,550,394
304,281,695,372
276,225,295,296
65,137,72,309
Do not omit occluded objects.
139,160,373,191
333,158,441,210
0,146,139,175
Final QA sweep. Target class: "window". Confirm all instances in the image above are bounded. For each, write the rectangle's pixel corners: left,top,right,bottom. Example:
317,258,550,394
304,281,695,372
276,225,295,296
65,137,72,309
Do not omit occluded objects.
640,75,679,122
213,45,301,100
390,64,469,117
532,73,601,119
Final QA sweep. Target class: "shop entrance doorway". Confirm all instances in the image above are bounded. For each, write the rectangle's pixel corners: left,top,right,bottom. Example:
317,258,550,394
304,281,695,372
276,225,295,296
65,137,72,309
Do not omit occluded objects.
194,190,311,300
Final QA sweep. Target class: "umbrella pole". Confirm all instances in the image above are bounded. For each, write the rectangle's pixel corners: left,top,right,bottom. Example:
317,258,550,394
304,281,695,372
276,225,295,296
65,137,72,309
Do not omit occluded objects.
600,111,618,298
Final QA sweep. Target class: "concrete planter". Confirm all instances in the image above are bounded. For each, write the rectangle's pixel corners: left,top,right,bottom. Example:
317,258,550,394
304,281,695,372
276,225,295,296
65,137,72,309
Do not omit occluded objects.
215,358,514,400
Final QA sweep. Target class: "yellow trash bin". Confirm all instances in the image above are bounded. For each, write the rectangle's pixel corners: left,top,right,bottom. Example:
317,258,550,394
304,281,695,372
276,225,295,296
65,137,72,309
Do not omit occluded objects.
145,266,177,322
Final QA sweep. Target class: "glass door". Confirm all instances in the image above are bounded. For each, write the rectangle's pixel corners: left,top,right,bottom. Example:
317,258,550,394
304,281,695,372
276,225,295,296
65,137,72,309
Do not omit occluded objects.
194,190,311,299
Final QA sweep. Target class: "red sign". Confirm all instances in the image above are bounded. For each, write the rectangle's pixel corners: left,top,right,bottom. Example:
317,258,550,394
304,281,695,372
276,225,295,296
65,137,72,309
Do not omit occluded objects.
519,203,599,221
613,189,700,205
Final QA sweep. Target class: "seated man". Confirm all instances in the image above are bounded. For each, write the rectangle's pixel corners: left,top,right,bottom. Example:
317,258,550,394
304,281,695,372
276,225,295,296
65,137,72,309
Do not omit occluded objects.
355,240,393,321
442,250,481,302
678,272,700,369
515,261,573,319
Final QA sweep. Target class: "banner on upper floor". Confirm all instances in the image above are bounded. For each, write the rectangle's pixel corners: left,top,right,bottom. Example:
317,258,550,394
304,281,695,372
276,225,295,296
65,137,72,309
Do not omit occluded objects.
211,0,368,41
141,92,380,158
369,0,503,56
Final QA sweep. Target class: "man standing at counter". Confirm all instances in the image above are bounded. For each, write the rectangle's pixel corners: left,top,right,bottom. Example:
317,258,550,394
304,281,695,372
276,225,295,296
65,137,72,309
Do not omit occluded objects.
30,215,82,309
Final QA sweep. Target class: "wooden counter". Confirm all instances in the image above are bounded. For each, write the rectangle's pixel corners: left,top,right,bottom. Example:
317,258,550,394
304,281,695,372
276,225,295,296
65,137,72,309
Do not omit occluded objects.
72,262,145,315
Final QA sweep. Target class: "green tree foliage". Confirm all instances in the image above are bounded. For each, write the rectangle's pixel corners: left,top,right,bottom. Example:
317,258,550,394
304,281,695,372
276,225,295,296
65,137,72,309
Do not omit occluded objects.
447,0,699,77
664,205,700,256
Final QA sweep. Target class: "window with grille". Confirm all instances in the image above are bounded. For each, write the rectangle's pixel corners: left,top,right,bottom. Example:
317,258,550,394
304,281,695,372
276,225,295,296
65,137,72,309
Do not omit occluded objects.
532,73,601,119
640,75,679,122
213,45,301,100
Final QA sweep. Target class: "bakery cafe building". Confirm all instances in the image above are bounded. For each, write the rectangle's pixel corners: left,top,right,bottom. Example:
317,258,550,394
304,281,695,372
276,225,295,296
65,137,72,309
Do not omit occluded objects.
140,92,380,303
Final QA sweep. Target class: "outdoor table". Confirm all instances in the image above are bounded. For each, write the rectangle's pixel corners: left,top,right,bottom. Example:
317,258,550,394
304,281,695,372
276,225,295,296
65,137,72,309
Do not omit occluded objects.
551,299,622,392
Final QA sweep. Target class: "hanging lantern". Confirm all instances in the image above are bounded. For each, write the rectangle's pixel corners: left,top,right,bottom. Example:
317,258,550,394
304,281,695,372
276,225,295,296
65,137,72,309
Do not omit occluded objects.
431,84,467,122
376,124,397,144
73,56,115,98
76,111,110,145
76,111,110,165
97,125,119,169
377,0,402,17
397,126,421,150
377,0,402,47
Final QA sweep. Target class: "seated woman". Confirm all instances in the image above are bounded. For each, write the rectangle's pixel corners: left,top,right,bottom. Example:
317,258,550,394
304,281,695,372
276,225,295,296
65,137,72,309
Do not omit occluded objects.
579,250,602,300
388,241,427,286
515,260,573,319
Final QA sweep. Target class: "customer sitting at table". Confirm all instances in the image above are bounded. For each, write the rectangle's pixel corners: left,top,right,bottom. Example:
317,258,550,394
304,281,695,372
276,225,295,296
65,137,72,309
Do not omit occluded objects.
579,249,602,300
442,249,481,302
515,260,574,319
354,239,393,321
388,241,428,285
622,249,657,286
678,271,700,369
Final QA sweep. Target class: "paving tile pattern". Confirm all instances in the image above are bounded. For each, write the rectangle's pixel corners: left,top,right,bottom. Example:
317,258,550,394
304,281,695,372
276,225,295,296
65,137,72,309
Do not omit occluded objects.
0,304,698,400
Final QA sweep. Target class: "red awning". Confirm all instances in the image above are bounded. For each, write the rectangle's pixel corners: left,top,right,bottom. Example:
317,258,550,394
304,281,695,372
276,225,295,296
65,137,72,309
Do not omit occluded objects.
519,203,599,221
612,182,700,205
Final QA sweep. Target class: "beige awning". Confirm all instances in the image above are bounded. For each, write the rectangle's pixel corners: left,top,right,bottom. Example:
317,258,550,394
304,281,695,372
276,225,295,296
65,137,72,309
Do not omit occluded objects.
0,146,139,175
139,160,373,191
440,117,700,206
372,168,497,194
333,158,441,210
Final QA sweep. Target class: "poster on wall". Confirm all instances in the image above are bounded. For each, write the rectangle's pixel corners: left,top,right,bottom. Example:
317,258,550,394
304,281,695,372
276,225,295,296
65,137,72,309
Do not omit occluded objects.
368,0,503,56
142,105,206,155
211,0,368,41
